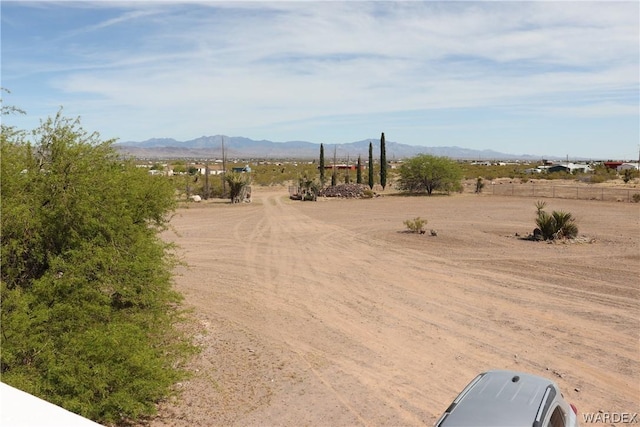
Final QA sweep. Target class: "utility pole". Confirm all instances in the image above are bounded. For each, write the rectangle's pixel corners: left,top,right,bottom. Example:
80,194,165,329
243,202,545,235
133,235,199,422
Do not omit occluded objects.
222,136,227,197
204,162,210,199
331,145,337,186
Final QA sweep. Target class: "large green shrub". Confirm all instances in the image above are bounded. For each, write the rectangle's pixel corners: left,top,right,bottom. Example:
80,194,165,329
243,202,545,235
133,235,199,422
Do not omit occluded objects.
397,154,463,195
1,111,194,425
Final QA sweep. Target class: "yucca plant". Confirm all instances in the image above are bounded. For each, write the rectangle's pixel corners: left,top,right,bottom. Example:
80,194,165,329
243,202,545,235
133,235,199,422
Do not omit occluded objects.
225,172,250,203
551,210,578,239
299,175,319,201
535,210,555,239
534,202,578,240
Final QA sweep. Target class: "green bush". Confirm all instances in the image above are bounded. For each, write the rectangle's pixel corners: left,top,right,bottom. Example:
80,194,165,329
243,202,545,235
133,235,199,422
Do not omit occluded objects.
1,111,195,425
533,201,578,240
588,174,608,184
622,168,639,183
403,217,427,233
398,154,462,195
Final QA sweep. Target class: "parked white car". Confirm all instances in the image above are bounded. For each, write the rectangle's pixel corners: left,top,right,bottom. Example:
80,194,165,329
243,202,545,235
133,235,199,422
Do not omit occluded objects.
435,370,579,427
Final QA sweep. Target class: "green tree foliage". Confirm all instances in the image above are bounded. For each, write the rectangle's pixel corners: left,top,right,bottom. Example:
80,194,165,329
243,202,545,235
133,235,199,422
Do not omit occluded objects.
319,143,325,186
398,154,463,195
1,111,194,425
356,155,363,184
379,132,387,190
368,142,374,189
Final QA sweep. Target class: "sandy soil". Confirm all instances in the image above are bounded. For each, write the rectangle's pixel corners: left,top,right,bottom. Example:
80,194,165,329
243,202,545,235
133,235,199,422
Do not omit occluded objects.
148,186,639,427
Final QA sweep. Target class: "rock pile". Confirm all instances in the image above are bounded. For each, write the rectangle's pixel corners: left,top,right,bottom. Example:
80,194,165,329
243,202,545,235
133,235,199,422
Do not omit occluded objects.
318,184,372,198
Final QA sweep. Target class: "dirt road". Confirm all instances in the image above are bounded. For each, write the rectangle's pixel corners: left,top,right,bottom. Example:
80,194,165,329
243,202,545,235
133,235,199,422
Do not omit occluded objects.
152,187,639,426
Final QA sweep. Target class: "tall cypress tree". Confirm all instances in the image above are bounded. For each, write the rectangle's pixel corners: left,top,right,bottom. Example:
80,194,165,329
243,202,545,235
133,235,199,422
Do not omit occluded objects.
319,143,325,186
356,155,362,184
368,142,374,189
380,132,387,190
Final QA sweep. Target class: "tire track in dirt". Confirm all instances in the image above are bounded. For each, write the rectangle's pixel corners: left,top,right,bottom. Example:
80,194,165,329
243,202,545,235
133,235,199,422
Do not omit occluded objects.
154,189,639,426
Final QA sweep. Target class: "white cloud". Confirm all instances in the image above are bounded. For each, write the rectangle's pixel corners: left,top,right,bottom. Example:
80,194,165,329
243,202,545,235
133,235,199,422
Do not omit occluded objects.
2,1,638,157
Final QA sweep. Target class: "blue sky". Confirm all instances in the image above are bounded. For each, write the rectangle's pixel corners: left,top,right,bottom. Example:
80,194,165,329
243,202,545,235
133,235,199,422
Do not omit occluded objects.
2,1,638,160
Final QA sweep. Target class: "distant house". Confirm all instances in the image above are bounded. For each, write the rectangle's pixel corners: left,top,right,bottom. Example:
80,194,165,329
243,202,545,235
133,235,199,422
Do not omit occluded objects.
196,165,224,175
524,167,544,174
604,161,624,170
319,164,357,170
548,163,592,174
232,165,252,173
617,163,640,172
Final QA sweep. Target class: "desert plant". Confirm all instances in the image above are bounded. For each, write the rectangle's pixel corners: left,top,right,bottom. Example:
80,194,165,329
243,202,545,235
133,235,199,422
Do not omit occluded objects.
534,203,578,240
632,193,640,203
622,168,639,183
552,211,579,238
362,188,374,199
298,175,319,201
403,217,427,234
589,174,608,184
225,172,250,203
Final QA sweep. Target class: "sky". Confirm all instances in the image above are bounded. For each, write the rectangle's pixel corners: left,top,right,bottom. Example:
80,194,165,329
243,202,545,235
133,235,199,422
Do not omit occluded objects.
1,1,638,160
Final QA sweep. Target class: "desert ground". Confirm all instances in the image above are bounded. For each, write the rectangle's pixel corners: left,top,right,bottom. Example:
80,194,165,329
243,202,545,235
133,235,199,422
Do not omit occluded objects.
149,185,639,426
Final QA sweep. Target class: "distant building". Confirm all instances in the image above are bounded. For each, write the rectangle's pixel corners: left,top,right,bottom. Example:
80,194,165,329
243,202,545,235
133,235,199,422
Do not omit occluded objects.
196,165,224,175
604,161,624,170
319,164,357,170
617,163,640,172
232,165,252,173
548,163,592,174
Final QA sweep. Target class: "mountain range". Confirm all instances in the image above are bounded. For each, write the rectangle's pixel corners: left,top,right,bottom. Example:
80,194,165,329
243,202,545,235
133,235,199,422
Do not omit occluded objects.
115,135,550,161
